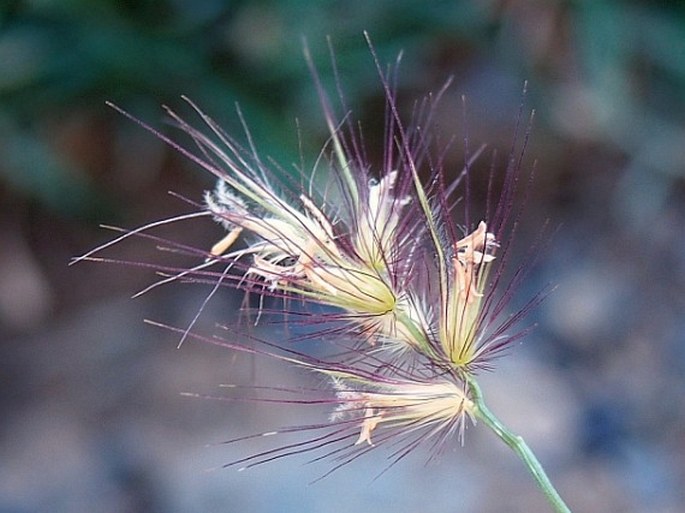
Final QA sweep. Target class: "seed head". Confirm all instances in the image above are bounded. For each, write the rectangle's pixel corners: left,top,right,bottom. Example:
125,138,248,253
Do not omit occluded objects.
76,36,541,475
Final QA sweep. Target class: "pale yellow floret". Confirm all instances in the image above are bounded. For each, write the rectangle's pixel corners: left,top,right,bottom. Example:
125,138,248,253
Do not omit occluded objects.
331,376,474,446
354,171,410,270
440,221,498,367
205,173,426,349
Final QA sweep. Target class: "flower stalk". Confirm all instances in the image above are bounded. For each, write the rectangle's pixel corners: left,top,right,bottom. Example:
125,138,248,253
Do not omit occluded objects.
465,374,572,513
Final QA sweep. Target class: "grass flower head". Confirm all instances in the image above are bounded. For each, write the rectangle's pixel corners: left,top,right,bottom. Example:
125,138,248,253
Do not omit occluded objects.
75,37,576,513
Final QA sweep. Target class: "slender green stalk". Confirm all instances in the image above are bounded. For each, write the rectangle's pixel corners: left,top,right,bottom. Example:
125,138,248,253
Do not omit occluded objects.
466,374,573,513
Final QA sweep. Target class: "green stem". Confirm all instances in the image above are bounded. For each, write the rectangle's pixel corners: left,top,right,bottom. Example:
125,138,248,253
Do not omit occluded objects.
466,374,573,513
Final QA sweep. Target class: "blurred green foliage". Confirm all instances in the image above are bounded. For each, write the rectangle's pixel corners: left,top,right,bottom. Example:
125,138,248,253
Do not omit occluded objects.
0,0,683,225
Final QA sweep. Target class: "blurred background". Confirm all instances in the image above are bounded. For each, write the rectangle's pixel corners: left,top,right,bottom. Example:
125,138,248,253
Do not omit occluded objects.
1,1,684,512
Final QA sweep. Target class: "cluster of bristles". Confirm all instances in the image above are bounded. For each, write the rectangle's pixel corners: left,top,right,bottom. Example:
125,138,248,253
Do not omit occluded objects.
76,39,541,474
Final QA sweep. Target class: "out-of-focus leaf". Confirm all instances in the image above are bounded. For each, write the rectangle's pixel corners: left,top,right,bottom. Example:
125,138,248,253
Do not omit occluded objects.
0,115,113,219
